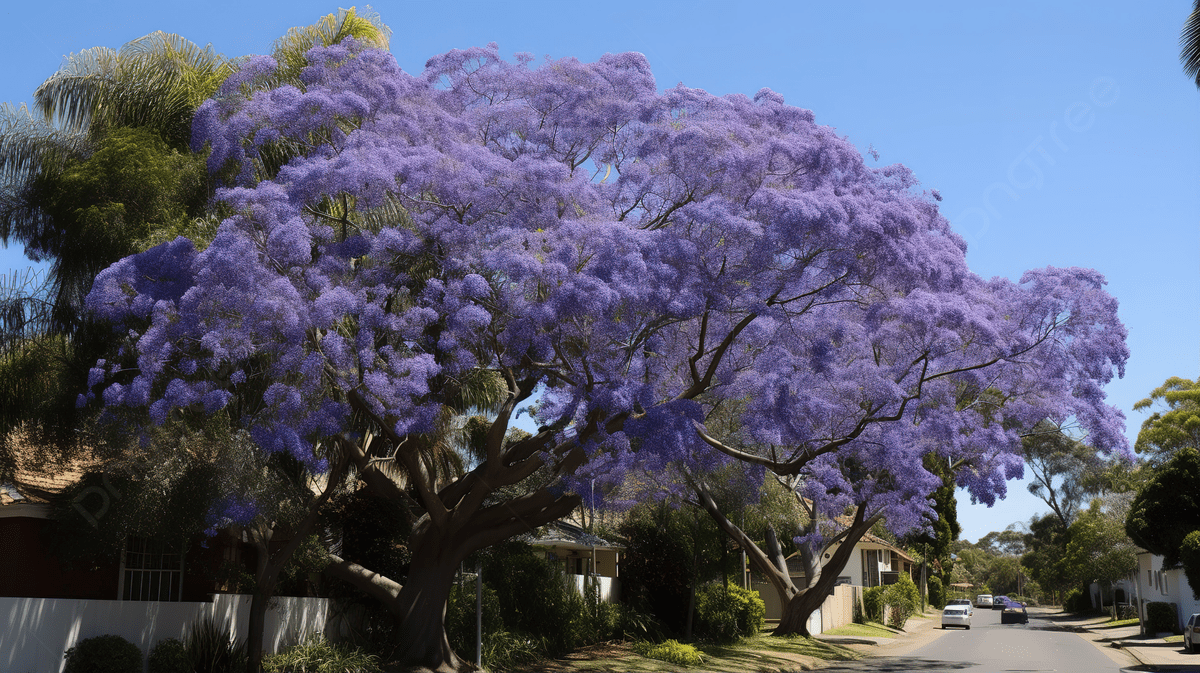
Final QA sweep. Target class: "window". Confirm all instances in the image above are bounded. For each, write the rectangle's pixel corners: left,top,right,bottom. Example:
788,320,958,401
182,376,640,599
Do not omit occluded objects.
119,537,183,601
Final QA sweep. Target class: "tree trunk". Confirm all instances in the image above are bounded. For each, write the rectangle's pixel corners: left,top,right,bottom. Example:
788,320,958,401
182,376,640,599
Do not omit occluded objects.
246,576,276,673
776,587,828,636
392,558,467,672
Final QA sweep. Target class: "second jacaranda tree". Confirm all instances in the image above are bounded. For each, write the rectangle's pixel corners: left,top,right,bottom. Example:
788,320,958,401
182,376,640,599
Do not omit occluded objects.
84,39,1128,671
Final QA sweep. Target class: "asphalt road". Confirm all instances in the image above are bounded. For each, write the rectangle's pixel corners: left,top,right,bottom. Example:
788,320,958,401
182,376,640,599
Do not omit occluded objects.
817,606,1136,673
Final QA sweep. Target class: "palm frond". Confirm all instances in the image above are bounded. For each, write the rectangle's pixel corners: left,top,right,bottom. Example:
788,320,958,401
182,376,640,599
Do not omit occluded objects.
33,33,232,146
1183,0,1200,87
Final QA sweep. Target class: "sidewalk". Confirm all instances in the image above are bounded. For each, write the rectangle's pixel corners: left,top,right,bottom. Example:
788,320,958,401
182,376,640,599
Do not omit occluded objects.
814,611,946,654
1036,609,1200,672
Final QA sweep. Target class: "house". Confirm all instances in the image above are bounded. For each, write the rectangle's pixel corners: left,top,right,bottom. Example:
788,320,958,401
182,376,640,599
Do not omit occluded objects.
1132,549,1200,633
0,450,327,673
526,520,624,603
0,453,247,602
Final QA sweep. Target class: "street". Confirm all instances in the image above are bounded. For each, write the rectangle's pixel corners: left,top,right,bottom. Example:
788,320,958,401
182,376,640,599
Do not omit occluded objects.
818,608,1137,673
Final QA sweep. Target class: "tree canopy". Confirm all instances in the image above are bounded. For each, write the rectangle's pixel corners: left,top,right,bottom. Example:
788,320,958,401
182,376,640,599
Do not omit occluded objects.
81,41,1130,670
1126,446,1200,569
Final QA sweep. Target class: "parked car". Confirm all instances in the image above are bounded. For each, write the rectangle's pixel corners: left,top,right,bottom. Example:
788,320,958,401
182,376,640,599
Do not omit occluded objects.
992,595,1010,609
947,598,974,616
1000,602,1029,624
942,605,972,629
975,594,993,608
1185,613,1200,653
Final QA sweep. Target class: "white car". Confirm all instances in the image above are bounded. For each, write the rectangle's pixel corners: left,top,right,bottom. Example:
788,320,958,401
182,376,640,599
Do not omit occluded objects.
947,598,974,616
1185,613,1200,653
942,605,972,629
975,594,993,608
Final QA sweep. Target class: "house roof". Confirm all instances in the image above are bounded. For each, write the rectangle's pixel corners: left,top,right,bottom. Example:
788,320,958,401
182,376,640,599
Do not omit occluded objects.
1,436,94,507
524,520,624,552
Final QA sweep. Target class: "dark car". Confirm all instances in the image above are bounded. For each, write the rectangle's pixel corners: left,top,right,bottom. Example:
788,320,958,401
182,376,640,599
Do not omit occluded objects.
1000,602,1029,624
991,595,1010,609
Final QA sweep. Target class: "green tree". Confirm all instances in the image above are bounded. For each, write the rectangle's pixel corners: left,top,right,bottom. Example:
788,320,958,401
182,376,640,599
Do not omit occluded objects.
1061,497,1137,614
1126,446,1200,569
1022,421,1105,529
1132,377,1200,467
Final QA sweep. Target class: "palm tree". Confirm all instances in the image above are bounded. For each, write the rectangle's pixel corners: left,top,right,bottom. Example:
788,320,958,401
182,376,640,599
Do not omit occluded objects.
1182,1,1200,87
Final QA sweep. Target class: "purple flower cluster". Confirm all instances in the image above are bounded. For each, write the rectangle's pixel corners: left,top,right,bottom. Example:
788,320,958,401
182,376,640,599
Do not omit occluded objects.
86,41,1129,531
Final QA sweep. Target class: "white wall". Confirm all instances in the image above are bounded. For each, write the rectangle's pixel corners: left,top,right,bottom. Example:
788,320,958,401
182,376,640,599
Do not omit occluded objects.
0,594,327,673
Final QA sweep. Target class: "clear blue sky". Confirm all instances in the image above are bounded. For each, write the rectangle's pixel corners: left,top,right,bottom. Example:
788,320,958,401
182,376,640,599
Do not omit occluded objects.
1,1,1196,542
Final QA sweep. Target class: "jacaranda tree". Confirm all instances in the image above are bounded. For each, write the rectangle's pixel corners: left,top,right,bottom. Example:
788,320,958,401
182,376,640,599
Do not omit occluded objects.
83,40,1129,670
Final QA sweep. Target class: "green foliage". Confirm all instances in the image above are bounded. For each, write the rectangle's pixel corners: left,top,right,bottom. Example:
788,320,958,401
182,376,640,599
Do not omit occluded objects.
148,637,189,673
445,580,504,665
262,637,381,673
1062,588,1090,613
1146,601,1179,633
1179,530,1200,601
882,573,920,629
185,616,246,673
693,581,766,643
1133,377,1200,467
863,586,885,623
633,639,706,667
63,635,142,673
1060,499,1138,589
1127,447,1200,568
910,456,960,583
927,575,946,609
617,503,701,634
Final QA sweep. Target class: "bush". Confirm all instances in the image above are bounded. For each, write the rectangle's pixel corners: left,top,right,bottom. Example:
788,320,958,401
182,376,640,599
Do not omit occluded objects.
863,586,885,623
1146,601,1179,634
186,616,246,673
479,630,544,672
927,576,946,609
882,573,920,630
262,636,381,673
445,580,504,664
148,637,189,673
63,635,143,673
1181,530,1200,601
633,639,705,667
1063,588,1090,613
693,581,766,642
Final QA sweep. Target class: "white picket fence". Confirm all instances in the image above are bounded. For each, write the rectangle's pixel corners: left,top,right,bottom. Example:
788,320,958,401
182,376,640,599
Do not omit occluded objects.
0,594,327,673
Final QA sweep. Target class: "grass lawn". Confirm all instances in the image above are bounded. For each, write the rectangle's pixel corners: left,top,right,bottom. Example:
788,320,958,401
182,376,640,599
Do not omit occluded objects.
527,627,865,672
1095,617,1140,629
822,622,898,638
1165,634,1184,643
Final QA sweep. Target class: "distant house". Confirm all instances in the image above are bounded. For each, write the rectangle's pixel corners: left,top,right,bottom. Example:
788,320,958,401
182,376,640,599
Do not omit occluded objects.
1132,549,1199,633
0,448,293,603
526,520,624,603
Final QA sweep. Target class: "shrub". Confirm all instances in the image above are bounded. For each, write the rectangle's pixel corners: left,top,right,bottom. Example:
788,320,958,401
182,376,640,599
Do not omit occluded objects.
262,636,381,673
1062,588,1090,613
148,637,190,673
863,586,885,623
479,630,544,671
693,581,766,642
882,573,920,630
1181,530,1200,601
927,576,946,609
1146,601,1179,634
633,639,705,667
445,580,504,664
186,616,246,673
63,635,143,673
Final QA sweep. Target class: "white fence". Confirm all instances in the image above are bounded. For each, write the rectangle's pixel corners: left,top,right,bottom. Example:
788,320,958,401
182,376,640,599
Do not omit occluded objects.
0,594,327,673
563,574,620,603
